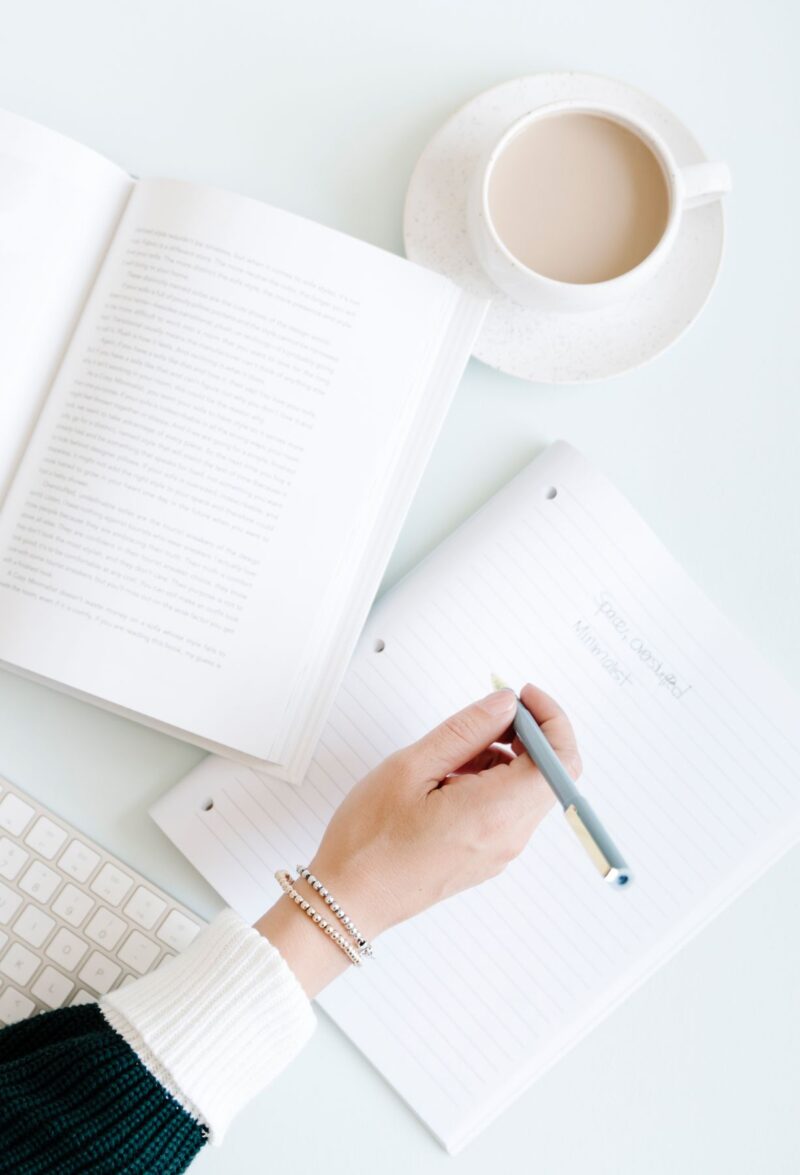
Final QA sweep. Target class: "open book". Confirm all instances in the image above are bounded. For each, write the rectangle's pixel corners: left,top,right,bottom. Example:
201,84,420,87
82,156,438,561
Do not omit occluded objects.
152,442,800,1152
0,109,485,780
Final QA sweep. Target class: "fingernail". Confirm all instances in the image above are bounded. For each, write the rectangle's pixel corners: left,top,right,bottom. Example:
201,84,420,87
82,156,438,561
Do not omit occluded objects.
479,688,516,715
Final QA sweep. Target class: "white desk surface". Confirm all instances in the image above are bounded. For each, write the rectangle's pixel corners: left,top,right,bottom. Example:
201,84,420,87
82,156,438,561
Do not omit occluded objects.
0,2,798,1172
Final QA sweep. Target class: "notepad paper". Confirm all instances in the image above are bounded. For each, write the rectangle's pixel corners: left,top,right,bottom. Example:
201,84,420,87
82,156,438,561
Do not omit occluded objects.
151,442,800,1152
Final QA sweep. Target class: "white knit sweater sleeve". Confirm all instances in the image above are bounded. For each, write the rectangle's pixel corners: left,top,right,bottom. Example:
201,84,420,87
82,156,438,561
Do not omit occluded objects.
99,908,316,1143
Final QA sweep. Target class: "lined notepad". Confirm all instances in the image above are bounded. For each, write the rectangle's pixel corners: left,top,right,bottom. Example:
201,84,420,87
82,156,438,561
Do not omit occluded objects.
152,442,800,1152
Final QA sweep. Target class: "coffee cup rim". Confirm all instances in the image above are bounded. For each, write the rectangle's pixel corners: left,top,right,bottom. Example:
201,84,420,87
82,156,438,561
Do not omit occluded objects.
479,100,681,291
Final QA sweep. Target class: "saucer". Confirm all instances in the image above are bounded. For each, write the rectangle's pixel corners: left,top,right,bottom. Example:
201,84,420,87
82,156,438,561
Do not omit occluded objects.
403,73,726,384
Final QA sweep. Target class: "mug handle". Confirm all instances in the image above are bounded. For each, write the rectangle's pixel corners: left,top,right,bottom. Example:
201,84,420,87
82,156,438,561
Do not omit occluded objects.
680,161,732,209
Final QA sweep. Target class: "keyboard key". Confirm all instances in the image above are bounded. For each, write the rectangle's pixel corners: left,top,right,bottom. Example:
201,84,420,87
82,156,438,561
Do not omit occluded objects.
157,910,201,951
46,928,89,972
85,907,127,950
90,863,133,907
19,861,60,903
124,886,167,931
0,986,35,1025
70,988,96,1006
78,951,121,995
0,780,206,1019
25,815,68,859
58,839,100,883
31,965,74,1009
0,793,35,836
0,941,40,985
0,882,23,925
0,836,29,880
118,929,160,975
14,905,55,947
52,884,94,928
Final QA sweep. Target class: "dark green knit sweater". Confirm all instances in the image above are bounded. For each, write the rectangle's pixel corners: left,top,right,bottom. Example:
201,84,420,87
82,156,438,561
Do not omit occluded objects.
0,1004,205,1174
0,910,315,1171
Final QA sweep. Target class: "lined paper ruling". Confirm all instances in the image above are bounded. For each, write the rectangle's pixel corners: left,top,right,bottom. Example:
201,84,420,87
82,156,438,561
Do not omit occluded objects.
152,442,800,1152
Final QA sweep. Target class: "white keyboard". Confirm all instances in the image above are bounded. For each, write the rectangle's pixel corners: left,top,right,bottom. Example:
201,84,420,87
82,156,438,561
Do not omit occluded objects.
0,774,204,1027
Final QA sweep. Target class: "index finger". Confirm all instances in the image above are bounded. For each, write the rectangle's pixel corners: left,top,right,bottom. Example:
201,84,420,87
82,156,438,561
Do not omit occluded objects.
515,683,583,781
479,683,582,806
490,683,582,780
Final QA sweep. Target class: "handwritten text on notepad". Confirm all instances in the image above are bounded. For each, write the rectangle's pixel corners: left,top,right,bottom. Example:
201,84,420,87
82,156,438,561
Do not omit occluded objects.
571,592,693,699
591,591,692,699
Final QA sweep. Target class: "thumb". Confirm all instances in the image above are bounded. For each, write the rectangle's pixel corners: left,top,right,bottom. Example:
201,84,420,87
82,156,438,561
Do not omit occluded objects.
406,689,517,783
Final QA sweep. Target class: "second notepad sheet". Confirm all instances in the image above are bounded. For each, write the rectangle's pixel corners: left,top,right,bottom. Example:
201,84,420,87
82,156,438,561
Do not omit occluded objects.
152,442,800,1152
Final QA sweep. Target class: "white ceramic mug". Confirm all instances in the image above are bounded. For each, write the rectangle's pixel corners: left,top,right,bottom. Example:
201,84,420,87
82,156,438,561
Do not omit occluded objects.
467,100,731,313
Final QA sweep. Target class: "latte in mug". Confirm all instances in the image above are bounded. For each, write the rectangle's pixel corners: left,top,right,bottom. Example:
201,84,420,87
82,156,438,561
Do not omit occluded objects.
488,112,670,284
467,100,731,312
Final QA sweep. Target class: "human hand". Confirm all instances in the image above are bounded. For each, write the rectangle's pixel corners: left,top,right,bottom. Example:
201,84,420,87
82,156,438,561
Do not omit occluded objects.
257,684,581,993
307,684,581,938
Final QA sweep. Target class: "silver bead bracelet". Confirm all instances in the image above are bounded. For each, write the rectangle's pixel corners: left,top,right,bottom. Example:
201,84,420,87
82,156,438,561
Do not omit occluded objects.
274,870,363,966
296,865,373,958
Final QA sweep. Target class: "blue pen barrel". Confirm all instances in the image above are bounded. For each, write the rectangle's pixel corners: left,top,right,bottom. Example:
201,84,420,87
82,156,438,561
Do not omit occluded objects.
513,701,581,808
513,699,631,887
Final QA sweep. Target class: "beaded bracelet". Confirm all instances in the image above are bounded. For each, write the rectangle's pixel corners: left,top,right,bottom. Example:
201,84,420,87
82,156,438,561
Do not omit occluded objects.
296,865,373,958
274,870,363,966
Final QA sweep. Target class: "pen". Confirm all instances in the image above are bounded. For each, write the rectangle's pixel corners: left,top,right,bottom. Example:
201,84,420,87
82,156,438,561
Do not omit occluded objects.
493,678,632,887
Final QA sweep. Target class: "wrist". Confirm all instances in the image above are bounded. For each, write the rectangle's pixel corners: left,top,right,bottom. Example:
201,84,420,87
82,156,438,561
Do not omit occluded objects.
305,853,394,940
254,861,389,997
254,886,350,998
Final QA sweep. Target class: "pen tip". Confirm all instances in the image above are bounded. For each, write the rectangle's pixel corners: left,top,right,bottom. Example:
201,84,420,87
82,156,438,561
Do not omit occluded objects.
490,673,510,692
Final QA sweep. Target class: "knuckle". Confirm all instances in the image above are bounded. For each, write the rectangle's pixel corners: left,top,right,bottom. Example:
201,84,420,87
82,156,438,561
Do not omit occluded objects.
531,775,557,814
385,748,415,787
562,749,583,781
475,802,513,846
442,710,479,750
506,826,532,862
485,858,507,882
499,833,524,867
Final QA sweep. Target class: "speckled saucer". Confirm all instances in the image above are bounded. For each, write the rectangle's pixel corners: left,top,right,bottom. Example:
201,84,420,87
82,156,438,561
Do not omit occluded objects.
403,73,726,384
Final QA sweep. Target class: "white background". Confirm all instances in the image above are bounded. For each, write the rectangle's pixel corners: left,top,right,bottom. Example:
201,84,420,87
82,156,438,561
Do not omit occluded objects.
0,2,798,1172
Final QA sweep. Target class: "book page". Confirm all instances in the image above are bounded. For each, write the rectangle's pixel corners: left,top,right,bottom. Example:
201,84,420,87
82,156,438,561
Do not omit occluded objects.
0,178,480,762
151,443,800,1151
0,109,133,500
